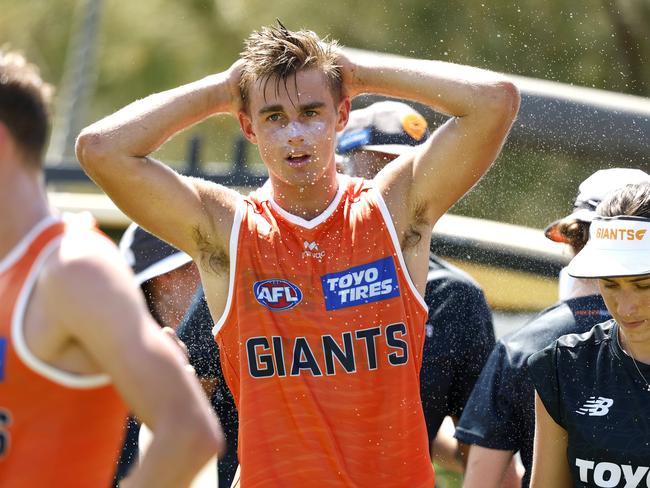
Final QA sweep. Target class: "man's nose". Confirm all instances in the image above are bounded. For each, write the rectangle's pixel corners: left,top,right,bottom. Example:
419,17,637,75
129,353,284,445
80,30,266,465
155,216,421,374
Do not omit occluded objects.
286,122,305,145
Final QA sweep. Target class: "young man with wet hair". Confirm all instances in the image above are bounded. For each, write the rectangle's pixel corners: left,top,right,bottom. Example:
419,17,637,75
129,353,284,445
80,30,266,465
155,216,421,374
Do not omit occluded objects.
77,23,519,487
0,48,223,488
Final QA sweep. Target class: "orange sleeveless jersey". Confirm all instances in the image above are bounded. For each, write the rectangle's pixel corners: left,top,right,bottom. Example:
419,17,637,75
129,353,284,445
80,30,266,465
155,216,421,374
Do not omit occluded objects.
215,176,435,487
0,216,128,487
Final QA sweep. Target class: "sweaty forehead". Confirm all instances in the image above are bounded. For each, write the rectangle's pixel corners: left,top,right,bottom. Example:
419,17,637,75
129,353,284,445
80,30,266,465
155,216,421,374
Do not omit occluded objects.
250,68,335,112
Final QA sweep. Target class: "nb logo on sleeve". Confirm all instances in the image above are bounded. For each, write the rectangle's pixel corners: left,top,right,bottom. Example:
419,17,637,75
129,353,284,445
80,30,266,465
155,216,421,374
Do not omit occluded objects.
575,396,613,416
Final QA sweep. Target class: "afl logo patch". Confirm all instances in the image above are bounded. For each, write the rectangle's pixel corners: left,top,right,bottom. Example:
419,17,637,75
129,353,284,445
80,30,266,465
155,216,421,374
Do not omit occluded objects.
254,279,303,311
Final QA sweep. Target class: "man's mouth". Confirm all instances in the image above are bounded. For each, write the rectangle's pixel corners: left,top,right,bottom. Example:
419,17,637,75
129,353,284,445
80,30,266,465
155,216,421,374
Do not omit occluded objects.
286,153,311,167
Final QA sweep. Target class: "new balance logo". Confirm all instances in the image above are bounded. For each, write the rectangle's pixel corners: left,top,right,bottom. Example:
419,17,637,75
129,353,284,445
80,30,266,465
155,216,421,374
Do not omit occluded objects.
576,397,613,416
303,241,325,260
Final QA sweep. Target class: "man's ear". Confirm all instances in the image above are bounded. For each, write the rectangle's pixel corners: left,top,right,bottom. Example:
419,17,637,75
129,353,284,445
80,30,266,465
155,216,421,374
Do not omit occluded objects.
335,96,351,132
238,111,257,144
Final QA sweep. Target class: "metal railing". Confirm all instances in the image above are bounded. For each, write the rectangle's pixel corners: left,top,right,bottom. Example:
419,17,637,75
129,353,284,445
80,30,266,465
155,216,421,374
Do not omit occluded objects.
45,134,268,188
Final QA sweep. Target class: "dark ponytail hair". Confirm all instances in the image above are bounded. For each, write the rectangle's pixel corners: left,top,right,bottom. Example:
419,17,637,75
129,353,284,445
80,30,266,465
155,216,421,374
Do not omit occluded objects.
597,181,650,219
554,218,591,254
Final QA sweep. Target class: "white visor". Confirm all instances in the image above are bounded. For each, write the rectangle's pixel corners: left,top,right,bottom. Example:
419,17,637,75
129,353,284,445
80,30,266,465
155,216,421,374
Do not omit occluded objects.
567,216,650,278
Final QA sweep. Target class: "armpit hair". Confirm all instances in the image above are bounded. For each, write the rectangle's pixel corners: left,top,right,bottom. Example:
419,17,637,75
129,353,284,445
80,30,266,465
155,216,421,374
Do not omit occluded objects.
192,224,229,275
401,198,430,250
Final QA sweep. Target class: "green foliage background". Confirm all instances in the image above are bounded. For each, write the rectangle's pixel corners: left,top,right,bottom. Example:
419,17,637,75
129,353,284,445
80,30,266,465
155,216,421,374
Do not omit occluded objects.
2,0,648,227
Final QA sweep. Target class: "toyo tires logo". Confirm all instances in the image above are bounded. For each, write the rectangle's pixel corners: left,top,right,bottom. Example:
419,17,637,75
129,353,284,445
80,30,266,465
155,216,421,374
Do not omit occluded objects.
254,279,303,311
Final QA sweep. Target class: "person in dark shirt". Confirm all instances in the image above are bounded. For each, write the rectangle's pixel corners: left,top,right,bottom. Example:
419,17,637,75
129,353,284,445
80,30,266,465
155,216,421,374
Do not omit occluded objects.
114,224,202,486
421,254,495,468
457,168,649,488
177,101,496,485
528,181,650,488
177,289,235,487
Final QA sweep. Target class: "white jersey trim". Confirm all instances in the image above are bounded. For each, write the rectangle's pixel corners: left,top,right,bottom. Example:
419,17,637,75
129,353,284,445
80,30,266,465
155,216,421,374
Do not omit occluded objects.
12,236,111,389
212,199,246,337
0,215,61,275
268,175,345,230
371,188,428,312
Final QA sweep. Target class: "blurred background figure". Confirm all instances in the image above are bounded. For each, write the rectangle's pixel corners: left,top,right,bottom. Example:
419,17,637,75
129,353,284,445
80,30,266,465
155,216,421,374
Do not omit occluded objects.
0,47,222,488
119,222,200,330
529,181,650,487
178,288,235,488
113,223,203,485
457,168,650,488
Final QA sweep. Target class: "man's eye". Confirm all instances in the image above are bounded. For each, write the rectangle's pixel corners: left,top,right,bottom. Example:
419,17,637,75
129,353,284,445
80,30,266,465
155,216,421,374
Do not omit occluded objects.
267,113,282,122
304,110,318,117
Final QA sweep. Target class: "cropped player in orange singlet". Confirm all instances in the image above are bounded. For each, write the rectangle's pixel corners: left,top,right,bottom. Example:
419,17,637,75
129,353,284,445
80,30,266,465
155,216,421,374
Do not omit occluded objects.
0,218,129,486
78,23,520,487
0,49,223,488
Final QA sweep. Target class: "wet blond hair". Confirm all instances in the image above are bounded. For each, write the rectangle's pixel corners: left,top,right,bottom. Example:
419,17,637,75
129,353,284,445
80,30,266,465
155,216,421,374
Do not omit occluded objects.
239,22,342,109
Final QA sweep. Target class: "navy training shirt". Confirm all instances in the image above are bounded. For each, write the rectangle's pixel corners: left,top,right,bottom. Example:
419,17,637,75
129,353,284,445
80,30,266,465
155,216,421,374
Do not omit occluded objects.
421,255,495,448
455,294,610,487
177,287,238,488
528,320,650,488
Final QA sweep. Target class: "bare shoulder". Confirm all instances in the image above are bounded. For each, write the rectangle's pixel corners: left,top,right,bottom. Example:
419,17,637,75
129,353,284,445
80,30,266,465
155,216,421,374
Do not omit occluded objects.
38,229,141,326
50,227,128,277
373,152,416,206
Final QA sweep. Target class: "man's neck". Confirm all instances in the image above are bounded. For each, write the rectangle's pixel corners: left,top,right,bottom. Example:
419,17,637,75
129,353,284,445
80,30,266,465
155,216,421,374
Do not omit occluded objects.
0,166,51,259
269,168,340,221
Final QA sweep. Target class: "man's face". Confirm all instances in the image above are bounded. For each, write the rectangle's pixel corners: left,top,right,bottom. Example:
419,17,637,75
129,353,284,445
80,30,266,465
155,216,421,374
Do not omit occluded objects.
239,68,350,187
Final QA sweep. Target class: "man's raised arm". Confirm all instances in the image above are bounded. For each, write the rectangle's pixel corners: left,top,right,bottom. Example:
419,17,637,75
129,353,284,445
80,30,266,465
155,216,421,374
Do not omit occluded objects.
341,51,520,232
75,62,244,256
